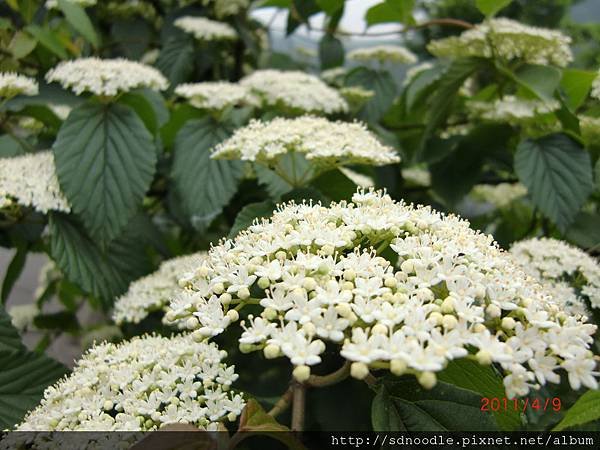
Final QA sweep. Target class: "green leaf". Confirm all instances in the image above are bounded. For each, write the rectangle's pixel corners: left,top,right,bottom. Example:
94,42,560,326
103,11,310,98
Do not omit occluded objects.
475,0,512,17
172,119,243,230
0,348,68,429
421,58,483,152
514,64,561,102
255,164,293,199
438,359,521,430
376,376,499,431
49,213,152,308
232,399,306,450
229,201,276,238
514,133,594,231
111,19,151,60
560,69,597,111
8,31,37,59
404,64,444,111
53,102,157,245
372,384,405,431
118,92,158,134
156,34,195,90
312,169,357,201
319,33,344,70
1,242,28,305
24,25,68,59
554,390,600,431
316,0,344,14
366,0,415,26
0,134,26,157
346,67,397,123
566,212,600,250
0,307,22,352
57,0,99,47
430,124,512,205
160,104,204,149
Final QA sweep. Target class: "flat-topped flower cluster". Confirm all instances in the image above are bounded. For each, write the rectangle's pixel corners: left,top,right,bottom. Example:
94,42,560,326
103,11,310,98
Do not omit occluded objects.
0,72,38,99
167,189,598,399
17,334,244,431
240,70,348,115
113,252,208,325
510,238,600,317
174,16,237,41
0,151,70,213
212,116,400,167
45,58,168,97
45,0,96,9
348,45,417,64
428,18,573,67
175,82,257,111
468,96,559,125
471,183,528,209
592,71,600,100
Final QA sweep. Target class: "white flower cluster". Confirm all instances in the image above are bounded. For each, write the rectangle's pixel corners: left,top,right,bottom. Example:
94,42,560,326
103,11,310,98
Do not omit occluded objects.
0,151,70,214
174,16,237,41
339,86,375,110
592,72,600,100
403,61,435,86
175,82,257,111
402,167,431,186
212,116,400,167
167,189,598,398
428,18,573,67
320,67,348,86
241,70,348,115
471,183,528,209
46,0,96,9
510,238,600,317
0,72,38,99
8,304,39,332
206,0,250,18
113,252,208,325
348,45,417,64
17,334,244,431
580,115,600,145
468,96,559,124
45,58,168,97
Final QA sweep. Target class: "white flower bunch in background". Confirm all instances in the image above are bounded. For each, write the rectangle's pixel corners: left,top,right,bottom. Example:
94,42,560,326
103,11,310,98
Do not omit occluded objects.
402,167,431,187
592,71,600,100
428,18,573,67
348,45,417,64
202,0,249,18
510,238,600,316
167,189,598,398
175,82,257,112
241,70,348,115
113,252,208,325
8,304,39,332
17,334,244,431
320,67,348,86
174,16,237,41
339,86,375,111
0,151,70,214
45,0,96,9
468,96,559,124
212,116,400,173
579,115,600,145
102,0,157,20
0,72,38,99
403,62,436,86
45,58,168,97
471,183,528,209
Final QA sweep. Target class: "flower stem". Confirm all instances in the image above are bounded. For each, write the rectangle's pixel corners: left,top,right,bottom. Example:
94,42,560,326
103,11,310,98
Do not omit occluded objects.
268,386,294,417
306,361,351,388
291,382,306,432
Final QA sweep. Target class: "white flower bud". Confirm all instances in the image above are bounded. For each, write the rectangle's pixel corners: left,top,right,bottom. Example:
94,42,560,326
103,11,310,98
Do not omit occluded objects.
226,309,239,322
441,296,455,314
476,350,492,365
257,277,270,289
350,362,370,380
275,250,287,261
219,293,232,305
302,277,317,291
418,371,437,390
390,359,407,376
186,317,200,330
343,269,356,281
263,344,281,359
442,314,458,330
212,283,225,294
293,365,311,382
262,307,277,321
501,317,516,330
384,277,397,288
372,323,388,335
486,304,501,318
